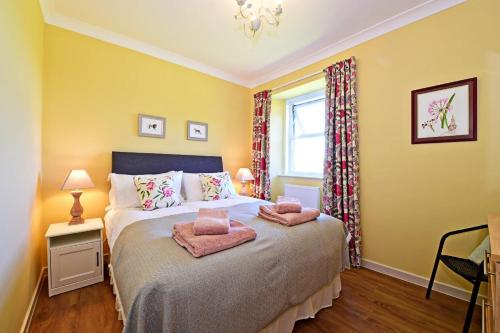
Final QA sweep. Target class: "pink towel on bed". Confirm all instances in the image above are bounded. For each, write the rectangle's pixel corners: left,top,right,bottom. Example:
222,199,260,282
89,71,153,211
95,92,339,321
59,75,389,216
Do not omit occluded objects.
275,196,302,214
193,208,230,235
258,204,320,226
173,220,256,258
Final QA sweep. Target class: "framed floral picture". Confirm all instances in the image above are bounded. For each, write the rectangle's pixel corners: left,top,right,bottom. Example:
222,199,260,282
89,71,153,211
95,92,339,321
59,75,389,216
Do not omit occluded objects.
411,77,477,144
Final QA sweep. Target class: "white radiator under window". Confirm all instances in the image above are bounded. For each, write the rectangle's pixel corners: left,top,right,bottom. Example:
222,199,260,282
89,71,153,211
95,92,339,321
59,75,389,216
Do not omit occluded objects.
283,184,320,209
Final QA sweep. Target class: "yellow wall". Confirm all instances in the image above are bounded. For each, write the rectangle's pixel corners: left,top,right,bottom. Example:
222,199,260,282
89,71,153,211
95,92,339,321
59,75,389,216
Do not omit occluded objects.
42,26,253,263
256,0,500,290
0,1,44,332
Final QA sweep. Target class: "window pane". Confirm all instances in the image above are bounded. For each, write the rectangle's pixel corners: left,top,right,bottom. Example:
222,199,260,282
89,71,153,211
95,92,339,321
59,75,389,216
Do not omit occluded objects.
291,136,324,175
293,99,325,136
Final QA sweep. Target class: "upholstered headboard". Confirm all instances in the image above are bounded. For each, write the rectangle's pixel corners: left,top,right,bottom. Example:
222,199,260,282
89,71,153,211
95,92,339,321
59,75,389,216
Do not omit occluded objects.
111,151,223,174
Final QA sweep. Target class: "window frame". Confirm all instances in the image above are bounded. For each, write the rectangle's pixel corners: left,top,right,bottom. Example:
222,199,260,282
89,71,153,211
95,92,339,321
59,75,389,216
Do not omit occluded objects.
284,90,325,179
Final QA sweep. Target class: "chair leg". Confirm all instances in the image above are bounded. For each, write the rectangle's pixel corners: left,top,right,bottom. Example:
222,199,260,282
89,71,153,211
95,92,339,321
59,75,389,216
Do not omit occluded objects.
426,255,441,299
462,277,482,333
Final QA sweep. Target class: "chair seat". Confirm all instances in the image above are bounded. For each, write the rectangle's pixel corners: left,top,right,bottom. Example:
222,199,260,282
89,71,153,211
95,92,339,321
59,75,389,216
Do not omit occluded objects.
440,255,487,283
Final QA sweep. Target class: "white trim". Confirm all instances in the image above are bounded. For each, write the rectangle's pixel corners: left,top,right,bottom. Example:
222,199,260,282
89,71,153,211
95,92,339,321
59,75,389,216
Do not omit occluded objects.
20,266,47,333
362,258,486,305
247,0,466,87
39,0,465,88
38,0,54,22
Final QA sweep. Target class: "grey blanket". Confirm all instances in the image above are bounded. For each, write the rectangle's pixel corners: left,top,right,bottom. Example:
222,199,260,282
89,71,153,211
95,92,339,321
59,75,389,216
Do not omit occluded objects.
111,201,348,333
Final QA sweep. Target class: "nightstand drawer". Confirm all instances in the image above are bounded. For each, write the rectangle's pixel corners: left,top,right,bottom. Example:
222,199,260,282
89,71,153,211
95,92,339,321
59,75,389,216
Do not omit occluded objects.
50,240,101,289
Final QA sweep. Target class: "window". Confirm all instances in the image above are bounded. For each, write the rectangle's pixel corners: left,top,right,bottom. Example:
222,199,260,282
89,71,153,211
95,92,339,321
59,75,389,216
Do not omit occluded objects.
285,90,325,178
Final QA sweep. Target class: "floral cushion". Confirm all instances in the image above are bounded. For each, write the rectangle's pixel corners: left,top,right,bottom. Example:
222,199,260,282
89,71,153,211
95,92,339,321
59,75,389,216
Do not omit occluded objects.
199,172,236,201
133,175,182,210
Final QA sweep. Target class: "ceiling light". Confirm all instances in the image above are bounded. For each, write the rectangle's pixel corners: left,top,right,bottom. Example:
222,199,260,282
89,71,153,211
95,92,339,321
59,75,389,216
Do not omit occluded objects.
234,0,283,37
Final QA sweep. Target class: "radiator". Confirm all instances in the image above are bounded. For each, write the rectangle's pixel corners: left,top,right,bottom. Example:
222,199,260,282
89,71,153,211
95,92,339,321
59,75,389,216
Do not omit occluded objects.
283,184,320,209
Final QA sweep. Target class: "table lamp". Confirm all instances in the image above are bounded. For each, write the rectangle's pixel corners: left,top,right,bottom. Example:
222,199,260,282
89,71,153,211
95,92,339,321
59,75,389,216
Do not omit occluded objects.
236,168,254,196
61,169,95,225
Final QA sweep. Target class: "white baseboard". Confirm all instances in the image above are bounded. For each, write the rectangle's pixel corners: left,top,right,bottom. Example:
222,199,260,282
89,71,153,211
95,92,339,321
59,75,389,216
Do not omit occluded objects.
20,266,47,333
361,259,486,305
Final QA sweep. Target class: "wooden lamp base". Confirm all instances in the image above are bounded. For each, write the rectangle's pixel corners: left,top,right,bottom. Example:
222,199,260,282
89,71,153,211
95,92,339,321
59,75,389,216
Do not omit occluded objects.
69,191,85,225
239,181,250,196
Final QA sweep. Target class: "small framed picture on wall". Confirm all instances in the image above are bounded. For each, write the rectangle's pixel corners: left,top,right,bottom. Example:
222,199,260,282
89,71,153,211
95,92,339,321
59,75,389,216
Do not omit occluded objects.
187,121,208,141
411,77,477,144
138,114,165,138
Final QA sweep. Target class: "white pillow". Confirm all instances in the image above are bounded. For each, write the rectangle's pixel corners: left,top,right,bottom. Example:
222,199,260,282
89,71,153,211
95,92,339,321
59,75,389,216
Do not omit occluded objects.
109,171,183,209
182,173,204,202
182,172,235,202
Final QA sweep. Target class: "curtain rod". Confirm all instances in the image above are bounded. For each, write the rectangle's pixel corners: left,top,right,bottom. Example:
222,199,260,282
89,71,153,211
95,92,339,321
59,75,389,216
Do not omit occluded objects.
271,70,324,92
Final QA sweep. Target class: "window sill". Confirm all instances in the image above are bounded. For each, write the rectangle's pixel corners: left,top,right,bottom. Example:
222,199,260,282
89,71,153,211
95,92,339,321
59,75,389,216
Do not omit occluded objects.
278,174,323,180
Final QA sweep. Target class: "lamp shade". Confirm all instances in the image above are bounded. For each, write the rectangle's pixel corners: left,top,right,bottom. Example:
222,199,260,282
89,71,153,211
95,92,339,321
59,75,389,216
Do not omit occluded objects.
61,169,95,190
236,168,254,181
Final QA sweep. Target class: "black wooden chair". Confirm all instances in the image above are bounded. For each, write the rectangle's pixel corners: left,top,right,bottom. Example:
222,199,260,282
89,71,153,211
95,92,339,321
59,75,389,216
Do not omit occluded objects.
426,224,488,333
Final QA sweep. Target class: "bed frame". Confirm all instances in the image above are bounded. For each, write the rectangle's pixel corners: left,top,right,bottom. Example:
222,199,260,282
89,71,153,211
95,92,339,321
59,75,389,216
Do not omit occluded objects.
111,151,223,174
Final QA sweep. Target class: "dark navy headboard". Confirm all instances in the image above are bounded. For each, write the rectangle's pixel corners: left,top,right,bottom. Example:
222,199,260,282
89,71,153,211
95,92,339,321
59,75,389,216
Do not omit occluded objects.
112,151,223,174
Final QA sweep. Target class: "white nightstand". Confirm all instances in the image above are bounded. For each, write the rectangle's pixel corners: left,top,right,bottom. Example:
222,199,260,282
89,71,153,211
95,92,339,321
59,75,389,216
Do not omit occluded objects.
45,218,104,297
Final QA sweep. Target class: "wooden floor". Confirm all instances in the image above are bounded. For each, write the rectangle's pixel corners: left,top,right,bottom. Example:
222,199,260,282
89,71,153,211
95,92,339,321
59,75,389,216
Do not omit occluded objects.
28,268,481,333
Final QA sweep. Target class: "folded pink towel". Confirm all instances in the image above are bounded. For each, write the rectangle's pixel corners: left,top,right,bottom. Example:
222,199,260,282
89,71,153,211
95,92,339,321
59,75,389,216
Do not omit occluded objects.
173,220,256,258
258,204,320,226
276,196,302,214
193,208,230,235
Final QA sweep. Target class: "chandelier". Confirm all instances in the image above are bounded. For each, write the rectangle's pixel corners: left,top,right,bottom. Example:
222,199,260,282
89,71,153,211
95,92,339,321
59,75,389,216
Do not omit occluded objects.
234,0,283,37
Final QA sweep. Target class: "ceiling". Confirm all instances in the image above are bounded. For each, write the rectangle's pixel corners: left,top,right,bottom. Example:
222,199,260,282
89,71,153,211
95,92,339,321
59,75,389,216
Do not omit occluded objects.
40,0,464,87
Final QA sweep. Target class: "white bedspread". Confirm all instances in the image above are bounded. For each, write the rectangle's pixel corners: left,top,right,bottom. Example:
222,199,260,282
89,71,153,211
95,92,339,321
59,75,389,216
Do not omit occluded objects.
104,196,260,250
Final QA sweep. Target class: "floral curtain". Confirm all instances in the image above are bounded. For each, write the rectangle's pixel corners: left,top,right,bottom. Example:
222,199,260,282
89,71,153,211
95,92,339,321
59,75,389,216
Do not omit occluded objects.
323,57,361,267
252,90,272,201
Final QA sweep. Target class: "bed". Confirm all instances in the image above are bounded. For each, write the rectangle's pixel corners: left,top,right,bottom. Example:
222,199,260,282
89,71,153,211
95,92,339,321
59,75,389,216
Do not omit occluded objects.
106,151,349,333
